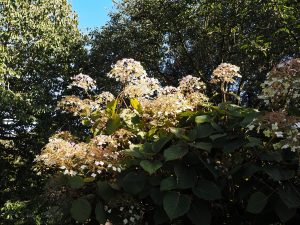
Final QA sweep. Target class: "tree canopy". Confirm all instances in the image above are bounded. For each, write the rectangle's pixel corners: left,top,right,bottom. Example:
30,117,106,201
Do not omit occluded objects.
89,0,299,104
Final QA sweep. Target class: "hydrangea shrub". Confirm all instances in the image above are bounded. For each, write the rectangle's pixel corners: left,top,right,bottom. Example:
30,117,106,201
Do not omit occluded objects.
36,59,300,225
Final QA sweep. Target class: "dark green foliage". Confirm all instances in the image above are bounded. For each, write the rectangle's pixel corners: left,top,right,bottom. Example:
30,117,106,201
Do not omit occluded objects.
65,104,300,224
89,0,300,105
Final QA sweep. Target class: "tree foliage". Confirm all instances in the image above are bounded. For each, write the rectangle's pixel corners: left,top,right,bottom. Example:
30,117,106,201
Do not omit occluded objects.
0,1,86,224
89,0,300,104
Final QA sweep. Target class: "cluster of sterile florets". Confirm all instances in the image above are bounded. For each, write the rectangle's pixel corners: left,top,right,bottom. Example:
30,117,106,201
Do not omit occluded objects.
35,131,128,177
247,112,300,152
68,73,96,91
107,58,147,84
95,91,115,106
58,95,101,117
211,63,241,84
107,59,209,127
259,58,300,110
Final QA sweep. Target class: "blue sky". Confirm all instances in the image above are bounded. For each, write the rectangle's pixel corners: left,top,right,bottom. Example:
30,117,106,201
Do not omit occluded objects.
68,0,114,31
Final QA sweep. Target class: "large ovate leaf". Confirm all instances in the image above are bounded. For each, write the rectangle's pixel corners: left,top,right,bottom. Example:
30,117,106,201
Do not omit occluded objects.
68,176,84,189
154,208,169,225
127,144,155,159
106,99,118,116
122,172,146,195
170,127,189,140
189,142,212,152
223,139,244,153
189,124,215,140
160,177,177,191
130,98,143,113
140,160,163,175
70,199,92,223
187,200,211,225
174,164,197,189
106,114,121,134
193,180,222,201
246,192,268,214
278,184,300,208
195,115,211,124
259,151,283,162
95,202,106,224
150,187,164,205
164,145,188,161
275,199,296,222
264,167,295,181
152,136,172,153
97,181,115,201
163,191,191,220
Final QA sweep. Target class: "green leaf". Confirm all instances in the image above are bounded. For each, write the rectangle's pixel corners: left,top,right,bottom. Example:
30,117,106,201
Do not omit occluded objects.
122,172,146,195
163,191,191,220
81,119,91,126
278,184,300,208
151,188,164,205
264,167,295,181
140,160,163,175
189,142,212,152
154,208,169,225
275,199,296,222
106,99,118,116
68,176,84,189
164,145,188,161
127,144,156,159
223,139,244,153
70,199,92,223
152,136,172,153
95,202,106,224
97,181,115,201
130,98,143,113
106,114,121,134
189,124,215,140
198,158,219,178
245,137,262,147
246,192,268,214
241,112,260,126
193,180,222,201
83,177,95,183
187,200,211,225
170,127,189,140
160,177,177,191
259,151,282,162
174,164,197,189
209,133,227,141
195,115,211,124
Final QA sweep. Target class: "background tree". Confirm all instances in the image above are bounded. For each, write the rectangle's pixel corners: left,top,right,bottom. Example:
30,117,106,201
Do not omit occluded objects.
0,0,87,223
89,0,299,105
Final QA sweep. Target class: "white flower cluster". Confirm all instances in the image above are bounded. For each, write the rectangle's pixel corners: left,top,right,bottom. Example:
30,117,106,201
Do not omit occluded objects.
247,112,300,152
123,76,161,99
259,58,300,110
95,91,115,106
178,75,206,94
211,63,241,84
107,58,147,84
107,59,209,127
68,73,96,91
58,95,101,117
35,131,129,177
140,91,194,127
